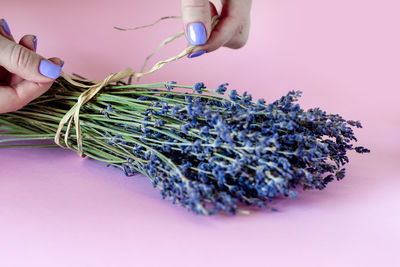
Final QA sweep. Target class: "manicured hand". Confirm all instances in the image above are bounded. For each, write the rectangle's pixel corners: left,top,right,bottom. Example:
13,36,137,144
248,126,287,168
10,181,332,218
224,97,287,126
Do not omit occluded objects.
181,0,252,58
0,19,63,114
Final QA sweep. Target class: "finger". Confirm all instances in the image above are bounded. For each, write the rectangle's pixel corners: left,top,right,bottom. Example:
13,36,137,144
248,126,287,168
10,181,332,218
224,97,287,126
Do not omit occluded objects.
193,0,251,53
19,34,37,52
210,1,219,18
187,2,218,58
222,0,251,49
0,18,15,42
0,78,53,114
8,35,38,85
198,16,239,53
0,57,62,113
0,35,62,83
0,80,53,113
181,0,211,46
223,17,250,49
48,57,63,67
0,19,15,83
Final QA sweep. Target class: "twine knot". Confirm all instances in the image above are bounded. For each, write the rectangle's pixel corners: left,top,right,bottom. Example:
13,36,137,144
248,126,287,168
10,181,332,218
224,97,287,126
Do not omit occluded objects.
54,16,219,157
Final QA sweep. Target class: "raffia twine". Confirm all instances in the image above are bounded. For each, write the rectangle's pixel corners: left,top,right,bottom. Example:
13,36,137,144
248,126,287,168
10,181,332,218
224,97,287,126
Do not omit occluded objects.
55,16,219,157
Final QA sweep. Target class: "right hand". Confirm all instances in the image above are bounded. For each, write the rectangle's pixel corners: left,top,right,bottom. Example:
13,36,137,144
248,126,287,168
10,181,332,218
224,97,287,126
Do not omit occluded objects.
181,0,252,58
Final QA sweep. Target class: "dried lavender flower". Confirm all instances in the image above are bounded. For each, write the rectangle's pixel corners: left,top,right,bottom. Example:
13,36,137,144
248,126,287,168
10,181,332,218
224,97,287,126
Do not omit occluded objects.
0,78,369,215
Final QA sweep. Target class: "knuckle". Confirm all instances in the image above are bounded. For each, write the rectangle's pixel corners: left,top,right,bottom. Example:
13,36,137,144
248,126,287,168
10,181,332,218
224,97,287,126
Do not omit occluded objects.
11,44,32,70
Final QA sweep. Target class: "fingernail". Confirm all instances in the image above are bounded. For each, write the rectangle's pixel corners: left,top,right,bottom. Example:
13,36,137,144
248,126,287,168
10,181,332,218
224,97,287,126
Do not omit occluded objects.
1,19,11,36
39,59,61,79
188,50,206,58
33,35,37,51
60,61,64,68
187,23,206,46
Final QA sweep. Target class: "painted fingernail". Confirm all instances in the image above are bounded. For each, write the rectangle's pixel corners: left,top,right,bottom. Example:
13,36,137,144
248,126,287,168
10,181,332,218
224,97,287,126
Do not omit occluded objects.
60,61,64,68
33,35,37,51
39,59,61,79
187,23,206,45
188,50,206,58
1,19,11,36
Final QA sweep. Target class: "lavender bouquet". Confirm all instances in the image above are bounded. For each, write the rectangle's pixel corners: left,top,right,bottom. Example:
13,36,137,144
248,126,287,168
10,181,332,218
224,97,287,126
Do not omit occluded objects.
0,73,369,215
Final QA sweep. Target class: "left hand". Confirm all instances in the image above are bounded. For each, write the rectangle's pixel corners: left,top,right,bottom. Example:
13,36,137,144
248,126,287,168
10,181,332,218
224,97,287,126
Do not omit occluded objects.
0,19,63,114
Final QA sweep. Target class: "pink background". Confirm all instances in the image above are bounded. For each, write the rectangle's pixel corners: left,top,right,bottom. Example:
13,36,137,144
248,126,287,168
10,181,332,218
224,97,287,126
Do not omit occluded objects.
1,0,399,266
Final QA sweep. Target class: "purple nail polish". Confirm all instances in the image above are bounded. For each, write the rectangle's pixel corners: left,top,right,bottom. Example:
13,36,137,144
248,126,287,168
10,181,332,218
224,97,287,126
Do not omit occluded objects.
188,50,206,58
60,61,64,68
39,59,61,79
33,36,37,51
187,23,206,46
1,19,11,36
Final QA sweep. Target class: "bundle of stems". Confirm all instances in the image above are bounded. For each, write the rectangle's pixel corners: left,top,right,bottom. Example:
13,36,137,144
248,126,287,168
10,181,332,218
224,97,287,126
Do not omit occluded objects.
0,76,369,215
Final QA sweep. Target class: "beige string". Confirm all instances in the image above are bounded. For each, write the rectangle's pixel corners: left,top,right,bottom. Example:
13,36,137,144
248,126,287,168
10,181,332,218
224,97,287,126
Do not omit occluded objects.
55,16,219,157
114,16,181,32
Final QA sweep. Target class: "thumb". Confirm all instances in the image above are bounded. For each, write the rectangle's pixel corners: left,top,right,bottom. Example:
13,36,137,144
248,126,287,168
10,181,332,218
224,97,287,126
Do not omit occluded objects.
181,0,211,45
0,35,61,83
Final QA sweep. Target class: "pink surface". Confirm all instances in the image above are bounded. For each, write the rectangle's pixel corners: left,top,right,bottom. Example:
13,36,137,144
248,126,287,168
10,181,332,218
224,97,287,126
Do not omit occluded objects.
1,0,399,266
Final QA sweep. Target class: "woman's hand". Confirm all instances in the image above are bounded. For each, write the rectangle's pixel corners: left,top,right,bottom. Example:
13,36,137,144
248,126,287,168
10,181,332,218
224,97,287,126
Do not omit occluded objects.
181,0,252,58
0,19,63,114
